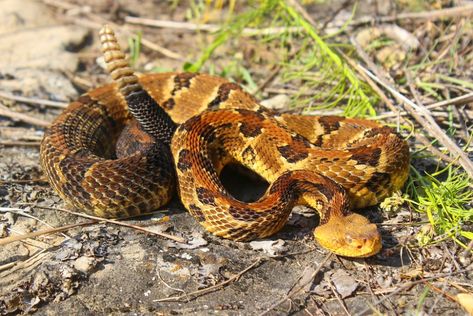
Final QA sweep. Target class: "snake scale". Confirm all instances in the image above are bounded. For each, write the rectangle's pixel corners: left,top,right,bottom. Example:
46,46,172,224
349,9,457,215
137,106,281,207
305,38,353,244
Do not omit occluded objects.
40,26,410,257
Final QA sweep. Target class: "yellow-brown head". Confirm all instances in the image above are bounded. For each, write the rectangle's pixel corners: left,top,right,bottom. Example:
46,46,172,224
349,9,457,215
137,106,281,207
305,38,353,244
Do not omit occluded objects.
313,213,382,258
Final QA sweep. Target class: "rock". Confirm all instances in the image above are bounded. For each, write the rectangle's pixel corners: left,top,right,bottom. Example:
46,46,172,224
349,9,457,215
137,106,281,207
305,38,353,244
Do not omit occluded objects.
73,256,96,273
331,269,358,298
260,94,290,110
0,0,55,34
0,25,89,73
0,69,78,101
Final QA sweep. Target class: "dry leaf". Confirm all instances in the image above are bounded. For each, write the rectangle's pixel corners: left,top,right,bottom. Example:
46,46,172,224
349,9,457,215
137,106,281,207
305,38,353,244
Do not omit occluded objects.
249,239,286,257
457,293,473,315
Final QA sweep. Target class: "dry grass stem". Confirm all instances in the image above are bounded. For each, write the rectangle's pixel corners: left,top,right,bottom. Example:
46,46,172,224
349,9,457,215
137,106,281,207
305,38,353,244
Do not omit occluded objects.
35,206,186,243
125,16,302,36
0,91,68,108
0,221,96,246
0,104,50,127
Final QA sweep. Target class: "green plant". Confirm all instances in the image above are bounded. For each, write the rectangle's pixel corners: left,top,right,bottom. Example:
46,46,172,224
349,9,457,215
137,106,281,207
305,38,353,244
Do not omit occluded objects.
184,0,376,116
128,31,142,67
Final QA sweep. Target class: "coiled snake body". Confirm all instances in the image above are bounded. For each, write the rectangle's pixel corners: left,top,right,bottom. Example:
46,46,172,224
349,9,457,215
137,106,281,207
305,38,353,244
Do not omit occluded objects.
40,26,409,257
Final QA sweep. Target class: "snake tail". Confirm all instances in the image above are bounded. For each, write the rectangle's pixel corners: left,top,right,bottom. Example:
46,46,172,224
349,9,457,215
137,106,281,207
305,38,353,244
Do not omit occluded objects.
99,25,176,144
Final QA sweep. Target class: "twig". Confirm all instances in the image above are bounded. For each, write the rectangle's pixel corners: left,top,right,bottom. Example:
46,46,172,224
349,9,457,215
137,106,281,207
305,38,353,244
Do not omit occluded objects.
0,178,48,184
340,50,400,117
414,133,457,164
125,16,302,37
34,206,186,243
327,279,351,316
154,258,265,302
330,3,473,28
156,270,189,300
426,92,473,110
368,92,473,120
0,141,42,147
0,221,96,246
0,91,68,108
0,104,50,127
259,252,332,316
0,207,69,239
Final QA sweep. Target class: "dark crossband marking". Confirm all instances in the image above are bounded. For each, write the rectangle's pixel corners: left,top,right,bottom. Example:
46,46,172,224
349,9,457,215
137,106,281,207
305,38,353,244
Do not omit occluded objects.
319,116,344,134
366,172,390,192
162,98,176,110
177,149,192,172
237,109,265,138
170,73,197,95
228,205,261,222
351,147,381,167
242,145,256,162
189,203,205,221
207,82,242,109
196,187,217,206
277,144,308,163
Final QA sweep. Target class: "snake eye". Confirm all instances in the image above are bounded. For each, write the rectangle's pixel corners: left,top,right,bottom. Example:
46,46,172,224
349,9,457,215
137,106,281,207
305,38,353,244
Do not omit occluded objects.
345,235,353,244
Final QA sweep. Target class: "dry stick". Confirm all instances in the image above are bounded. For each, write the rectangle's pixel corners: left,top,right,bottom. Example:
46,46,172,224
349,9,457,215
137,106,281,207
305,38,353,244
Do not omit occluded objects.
0,207,70,240
0,178,48,184
330,3,473,28
154,258,264,302
253,48,302,94
0,221,96,246
361,65,473,179
327,279,351,316
0,91,68,108
125,16,303,37
357,267,473,315
362,263,392,311
426,92,473,109
0,141,42,147
35,206,186,243
259,252,333,316
0,207,64,231
0,104,50,127
373,92,473,120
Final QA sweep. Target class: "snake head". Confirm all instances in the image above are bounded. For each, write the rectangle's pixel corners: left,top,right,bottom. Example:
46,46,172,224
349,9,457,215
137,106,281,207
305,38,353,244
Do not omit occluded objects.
313,213,382,258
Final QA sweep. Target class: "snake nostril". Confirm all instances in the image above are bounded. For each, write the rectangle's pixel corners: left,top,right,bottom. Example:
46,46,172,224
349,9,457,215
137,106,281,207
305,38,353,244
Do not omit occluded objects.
357,245,362,249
